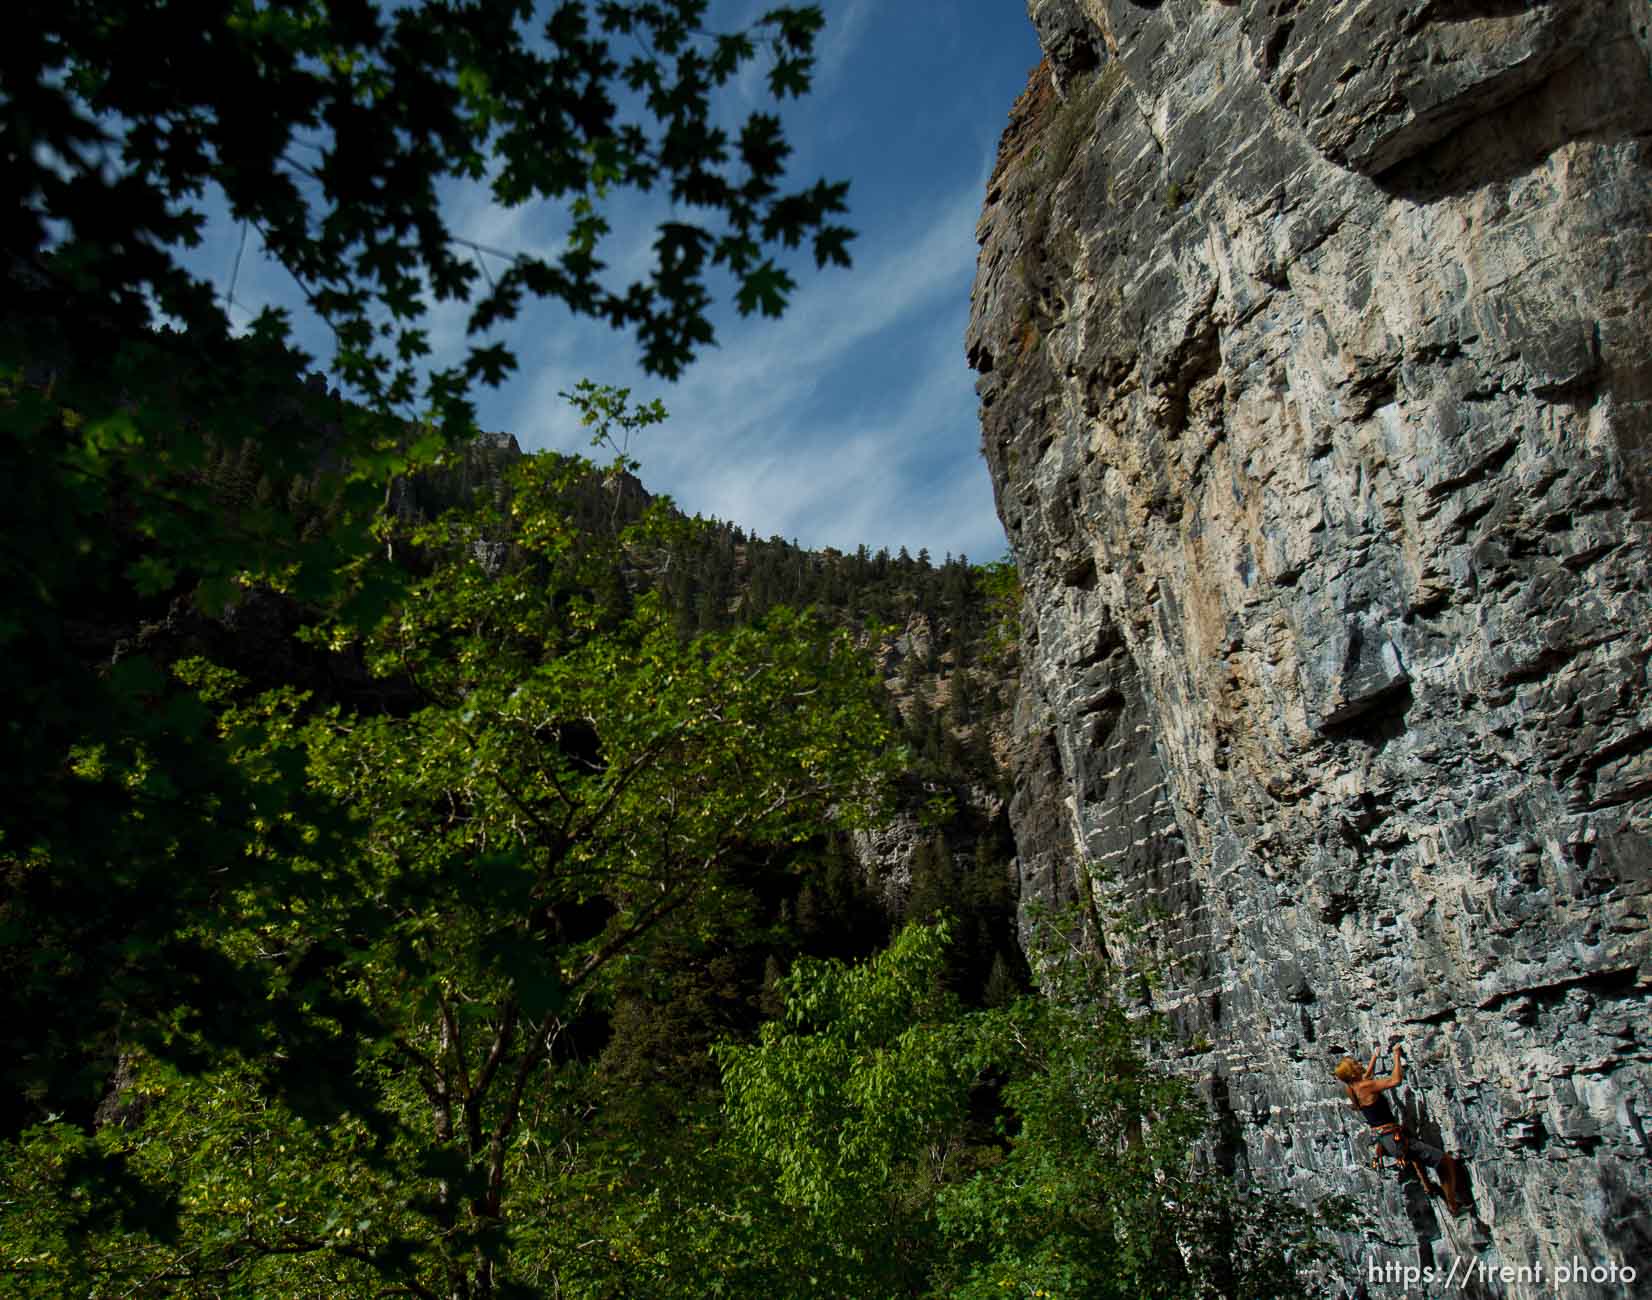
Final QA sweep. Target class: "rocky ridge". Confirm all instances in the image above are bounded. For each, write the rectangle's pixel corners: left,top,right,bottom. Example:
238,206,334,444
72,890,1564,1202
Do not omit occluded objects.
969,3,1652,1295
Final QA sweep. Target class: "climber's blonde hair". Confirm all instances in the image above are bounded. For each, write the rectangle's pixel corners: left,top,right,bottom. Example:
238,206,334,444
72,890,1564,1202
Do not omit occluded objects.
1333,1057,1363,1083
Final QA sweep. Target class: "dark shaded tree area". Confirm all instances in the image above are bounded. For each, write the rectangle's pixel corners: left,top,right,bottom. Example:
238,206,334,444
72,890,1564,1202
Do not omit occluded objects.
2,0,856,1141
615,508,1030,1003
648,522,993,656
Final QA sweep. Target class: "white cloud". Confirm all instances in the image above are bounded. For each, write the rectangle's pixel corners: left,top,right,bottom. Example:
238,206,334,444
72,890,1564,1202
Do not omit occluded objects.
653,313,1001,559
815,0,878,88
490,146,1005,560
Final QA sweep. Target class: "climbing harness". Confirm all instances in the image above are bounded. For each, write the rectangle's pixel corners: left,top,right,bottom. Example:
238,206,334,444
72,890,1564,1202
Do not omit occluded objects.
1369,1121,1466,1215
1367,1121,1413,1174
1370,1122,1438,1193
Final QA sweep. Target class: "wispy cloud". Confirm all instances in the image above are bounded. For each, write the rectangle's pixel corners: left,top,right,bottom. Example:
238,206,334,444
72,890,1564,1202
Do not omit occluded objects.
670,333,998,561
154,0,1033,564
497,155,1004,561
815,0,877,88
685,306,998,558
512,168,982,425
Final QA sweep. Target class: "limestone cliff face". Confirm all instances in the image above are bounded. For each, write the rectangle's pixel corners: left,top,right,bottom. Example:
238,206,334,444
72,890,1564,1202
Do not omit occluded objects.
970,3,1652,1293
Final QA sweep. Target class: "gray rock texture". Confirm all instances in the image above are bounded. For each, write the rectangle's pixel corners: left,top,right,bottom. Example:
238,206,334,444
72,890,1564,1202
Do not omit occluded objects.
848,777,1011,913
970,3,1652,1294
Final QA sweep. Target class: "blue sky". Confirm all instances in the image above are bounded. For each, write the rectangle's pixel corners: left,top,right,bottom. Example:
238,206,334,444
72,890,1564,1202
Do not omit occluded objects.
196,2,1042,563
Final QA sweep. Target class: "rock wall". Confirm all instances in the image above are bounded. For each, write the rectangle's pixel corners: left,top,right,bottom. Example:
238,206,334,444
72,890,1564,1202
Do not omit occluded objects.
851,612,1020,916
969,3,1652,1294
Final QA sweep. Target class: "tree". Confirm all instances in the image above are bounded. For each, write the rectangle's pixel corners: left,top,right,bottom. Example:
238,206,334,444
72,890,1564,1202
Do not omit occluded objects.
714,922,972,1295
1,442,900,1295
714,919,1353,1299
975,553,1023,666
947,667,975,727
7,0,853,403
1,0,854,1135
906,833,953,925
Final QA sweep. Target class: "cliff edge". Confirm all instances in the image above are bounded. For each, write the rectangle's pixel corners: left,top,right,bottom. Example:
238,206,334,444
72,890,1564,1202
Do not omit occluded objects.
970,3,1652,1293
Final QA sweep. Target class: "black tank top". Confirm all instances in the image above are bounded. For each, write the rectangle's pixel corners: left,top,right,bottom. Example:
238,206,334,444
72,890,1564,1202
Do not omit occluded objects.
1356,1091,1397,1127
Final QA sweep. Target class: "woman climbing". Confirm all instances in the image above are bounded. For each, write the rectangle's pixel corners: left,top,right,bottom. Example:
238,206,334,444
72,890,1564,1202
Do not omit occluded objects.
1333,1043,1469,1215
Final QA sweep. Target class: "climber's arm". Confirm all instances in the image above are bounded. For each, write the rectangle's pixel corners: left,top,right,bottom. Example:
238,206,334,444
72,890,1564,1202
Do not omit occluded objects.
1370,1043,1405,1092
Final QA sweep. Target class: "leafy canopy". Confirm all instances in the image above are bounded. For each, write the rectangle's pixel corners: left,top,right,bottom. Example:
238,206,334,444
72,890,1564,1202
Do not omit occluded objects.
1,0,855,1132
0,433,903,1295
715,917,1354,1299
7,0,854,408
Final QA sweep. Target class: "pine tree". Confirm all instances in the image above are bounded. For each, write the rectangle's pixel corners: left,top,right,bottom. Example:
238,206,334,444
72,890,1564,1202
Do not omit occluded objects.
796,882,823,938
905,834,951,924
899,647,923,693
983,951,1018,1008
760,954,788,1019
947,671,974,728
905,674,932,735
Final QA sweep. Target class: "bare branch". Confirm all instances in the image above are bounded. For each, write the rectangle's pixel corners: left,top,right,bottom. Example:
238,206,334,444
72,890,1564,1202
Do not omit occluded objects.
471,997,519,1104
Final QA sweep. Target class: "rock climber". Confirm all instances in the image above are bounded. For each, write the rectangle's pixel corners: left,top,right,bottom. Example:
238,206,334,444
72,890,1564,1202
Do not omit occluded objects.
1333,1043,1468,1215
